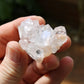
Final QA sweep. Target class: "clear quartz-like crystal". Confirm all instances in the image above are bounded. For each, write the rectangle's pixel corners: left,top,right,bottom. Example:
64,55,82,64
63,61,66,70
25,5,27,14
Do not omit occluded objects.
18,19,67,62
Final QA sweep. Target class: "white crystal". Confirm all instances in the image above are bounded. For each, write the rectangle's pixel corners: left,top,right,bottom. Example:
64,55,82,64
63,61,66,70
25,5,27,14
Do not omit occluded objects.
18,19,67,62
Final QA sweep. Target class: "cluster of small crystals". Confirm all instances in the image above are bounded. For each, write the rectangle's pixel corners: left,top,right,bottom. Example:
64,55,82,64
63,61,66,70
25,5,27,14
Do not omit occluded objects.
18,19,67,62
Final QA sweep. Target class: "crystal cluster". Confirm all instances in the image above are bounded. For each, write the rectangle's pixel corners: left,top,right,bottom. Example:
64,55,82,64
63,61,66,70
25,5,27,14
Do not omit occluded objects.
18,19,67,62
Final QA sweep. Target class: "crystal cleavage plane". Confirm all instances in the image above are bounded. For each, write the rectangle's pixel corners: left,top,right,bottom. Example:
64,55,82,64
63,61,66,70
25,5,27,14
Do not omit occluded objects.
18,19,67,62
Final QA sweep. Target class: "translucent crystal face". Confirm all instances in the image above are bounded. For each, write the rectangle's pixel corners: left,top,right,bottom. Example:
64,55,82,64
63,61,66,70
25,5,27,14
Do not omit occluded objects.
18,19,67,62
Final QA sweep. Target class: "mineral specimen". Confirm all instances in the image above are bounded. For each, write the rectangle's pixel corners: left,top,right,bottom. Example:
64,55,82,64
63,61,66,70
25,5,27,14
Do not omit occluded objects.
18,19,67,62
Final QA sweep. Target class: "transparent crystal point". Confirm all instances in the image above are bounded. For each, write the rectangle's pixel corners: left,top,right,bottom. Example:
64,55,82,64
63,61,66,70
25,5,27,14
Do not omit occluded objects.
18,19,67,62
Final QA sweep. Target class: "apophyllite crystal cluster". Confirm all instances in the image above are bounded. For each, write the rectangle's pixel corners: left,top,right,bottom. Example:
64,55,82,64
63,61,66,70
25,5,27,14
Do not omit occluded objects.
18,19,67,62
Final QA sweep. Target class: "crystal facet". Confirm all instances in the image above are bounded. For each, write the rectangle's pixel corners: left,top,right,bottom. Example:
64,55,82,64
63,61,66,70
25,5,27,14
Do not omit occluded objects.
18,19,67,62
